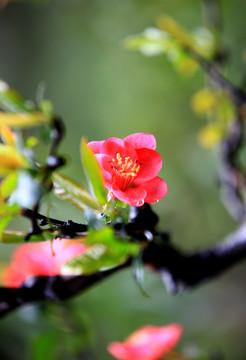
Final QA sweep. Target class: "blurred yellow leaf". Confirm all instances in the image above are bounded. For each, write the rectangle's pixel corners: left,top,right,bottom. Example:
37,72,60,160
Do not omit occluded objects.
157,16,193,48
0,123,16,146
0,144,28,174
198,123,225,148
0,111,50,128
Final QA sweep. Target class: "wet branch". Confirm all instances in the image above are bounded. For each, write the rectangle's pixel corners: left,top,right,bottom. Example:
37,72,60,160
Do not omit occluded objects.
143,222,246,293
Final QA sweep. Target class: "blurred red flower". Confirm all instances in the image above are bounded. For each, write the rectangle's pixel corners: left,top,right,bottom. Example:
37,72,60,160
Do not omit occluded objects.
107,324,183,360
3,238,86,288
88,133,167,206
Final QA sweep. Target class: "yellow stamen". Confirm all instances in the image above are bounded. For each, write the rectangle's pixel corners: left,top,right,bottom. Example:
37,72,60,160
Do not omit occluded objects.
111,153,141,191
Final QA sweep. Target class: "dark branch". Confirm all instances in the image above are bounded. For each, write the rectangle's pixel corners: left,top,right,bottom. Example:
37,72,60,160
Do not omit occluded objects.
143,222,246,293
22,208,88,237
1,216,246,317
0,263,128,318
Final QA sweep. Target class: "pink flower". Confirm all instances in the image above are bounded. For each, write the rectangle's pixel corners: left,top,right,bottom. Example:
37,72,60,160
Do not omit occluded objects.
108,324,183,360
88,133,167,206
3,238,87,288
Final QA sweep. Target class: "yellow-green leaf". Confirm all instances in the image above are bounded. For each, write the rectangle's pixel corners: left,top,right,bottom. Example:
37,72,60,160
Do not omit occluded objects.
0,171,18,199
157,16,193,48
0,202,19,216
81,138,107,206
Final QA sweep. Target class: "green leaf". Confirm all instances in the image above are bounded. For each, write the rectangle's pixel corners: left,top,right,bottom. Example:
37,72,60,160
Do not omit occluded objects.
62,227,139,275
0,79,35,113
52,172,102,212
80,138,107,206
0,215,13,239
0,202,19,238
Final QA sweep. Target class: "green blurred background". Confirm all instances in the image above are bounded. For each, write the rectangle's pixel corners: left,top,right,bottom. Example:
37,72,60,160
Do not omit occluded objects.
0,0,246,359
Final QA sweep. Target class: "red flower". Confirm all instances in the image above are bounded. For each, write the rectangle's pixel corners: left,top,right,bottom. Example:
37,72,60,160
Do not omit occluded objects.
107,324,183,360
3,238,86,288
88,133,167,206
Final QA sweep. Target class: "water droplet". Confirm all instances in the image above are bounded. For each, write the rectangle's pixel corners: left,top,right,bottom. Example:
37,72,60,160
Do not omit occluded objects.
136,200,144,207
150,200,159,205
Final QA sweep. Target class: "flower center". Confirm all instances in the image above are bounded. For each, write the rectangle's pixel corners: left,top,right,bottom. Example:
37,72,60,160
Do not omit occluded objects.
111,153,141,191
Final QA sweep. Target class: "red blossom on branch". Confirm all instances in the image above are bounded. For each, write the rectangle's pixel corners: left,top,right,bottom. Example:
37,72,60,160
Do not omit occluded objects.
2,238,87,288
107,323,183,360
88,133,167,206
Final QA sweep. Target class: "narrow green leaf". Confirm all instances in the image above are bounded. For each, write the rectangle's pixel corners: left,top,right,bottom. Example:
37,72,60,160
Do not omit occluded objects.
62,227,139,275
52,172,102,212
80,138,107,206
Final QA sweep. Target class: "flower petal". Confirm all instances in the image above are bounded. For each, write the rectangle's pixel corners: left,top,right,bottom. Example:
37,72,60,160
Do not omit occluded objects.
135,149,162,183
108,343,155,360
143,177,168,203
88,140,105,154
124,133,156,150
3,239,86,288
108,324,183,360
111,183,147,206
102,138,137,160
